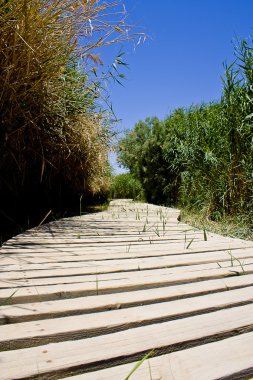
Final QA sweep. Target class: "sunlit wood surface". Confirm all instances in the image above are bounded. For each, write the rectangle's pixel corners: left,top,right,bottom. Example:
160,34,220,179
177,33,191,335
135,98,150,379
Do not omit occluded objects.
1,199,253,380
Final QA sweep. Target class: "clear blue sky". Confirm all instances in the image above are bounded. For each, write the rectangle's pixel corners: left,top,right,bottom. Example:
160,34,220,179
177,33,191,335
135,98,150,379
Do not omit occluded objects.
101,0,253,173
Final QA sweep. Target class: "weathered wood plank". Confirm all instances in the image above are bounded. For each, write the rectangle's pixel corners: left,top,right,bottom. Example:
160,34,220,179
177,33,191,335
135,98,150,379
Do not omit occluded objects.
1,286,253,350
2,259,252,281
62,331,253,380
1,265,253,306
2,248,253,278
2,238,251,265
1,304,253,379
1,268,253,305
1,275,253,323
1,199,252,379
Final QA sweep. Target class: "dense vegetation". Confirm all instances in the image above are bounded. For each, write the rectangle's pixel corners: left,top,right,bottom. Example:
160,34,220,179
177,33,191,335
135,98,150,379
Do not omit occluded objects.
0,0,133,241
110,173,144,200
118,37,253,226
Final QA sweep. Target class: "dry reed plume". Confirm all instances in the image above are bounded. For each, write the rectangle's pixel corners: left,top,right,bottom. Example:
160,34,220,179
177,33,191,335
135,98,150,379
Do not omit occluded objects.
0,0,133,239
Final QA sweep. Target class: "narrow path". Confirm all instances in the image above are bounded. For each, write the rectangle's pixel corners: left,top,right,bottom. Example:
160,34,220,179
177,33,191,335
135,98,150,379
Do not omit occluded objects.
1,200,253,379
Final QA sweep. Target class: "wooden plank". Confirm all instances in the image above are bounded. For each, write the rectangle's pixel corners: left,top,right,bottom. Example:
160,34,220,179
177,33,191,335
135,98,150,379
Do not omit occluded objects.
2,215,247,246
1,250,253,280
10,224,194,233
4,230,194,242
1,259,253,293
4,231,197,243
1,275,253,323
62,331,253,380
1,267,253,305
2,241,252,266
1,304,253,379
2,235,252,252
1,286,253,350
1,199,252,379
2,228,237,241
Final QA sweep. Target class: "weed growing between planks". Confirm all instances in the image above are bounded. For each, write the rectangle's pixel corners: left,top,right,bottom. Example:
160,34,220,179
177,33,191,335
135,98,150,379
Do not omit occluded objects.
0,290,18,307
124,350,155,380
217,250,246,276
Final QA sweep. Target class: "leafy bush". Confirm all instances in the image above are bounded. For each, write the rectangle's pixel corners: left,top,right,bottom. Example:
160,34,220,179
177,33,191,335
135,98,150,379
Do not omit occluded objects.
118,36,253,222
117,117,180,204
110,174,145,200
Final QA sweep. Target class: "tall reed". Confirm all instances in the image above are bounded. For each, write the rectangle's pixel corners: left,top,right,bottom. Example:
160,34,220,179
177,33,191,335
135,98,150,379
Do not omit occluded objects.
118,36,253,224
0,0,134,240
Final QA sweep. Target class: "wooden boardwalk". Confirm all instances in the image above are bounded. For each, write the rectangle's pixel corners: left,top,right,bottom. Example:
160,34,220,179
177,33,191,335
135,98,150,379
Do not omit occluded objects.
1,199,253,379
